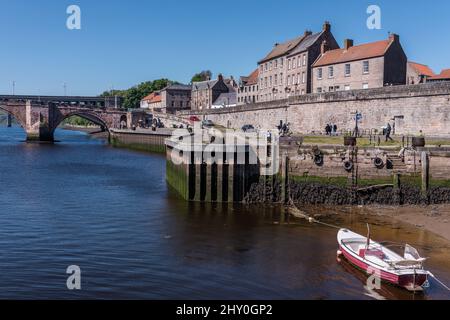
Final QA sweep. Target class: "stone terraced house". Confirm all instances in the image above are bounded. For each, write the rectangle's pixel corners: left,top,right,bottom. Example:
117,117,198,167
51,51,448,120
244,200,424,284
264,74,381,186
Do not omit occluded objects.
312,33,407,93
237,68,259,105
257,22,339,102
191,74,236,110
407,62,435,85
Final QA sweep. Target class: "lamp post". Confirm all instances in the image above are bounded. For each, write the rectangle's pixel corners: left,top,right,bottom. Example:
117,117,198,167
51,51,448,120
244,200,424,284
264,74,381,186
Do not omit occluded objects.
12,81,15,96
63,82,67,96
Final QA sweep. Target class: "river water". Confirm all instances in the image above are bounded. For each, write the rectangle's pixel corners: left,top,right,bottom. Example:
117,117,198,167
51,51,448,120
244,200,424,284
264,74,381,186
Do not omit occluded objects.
0,126,449,300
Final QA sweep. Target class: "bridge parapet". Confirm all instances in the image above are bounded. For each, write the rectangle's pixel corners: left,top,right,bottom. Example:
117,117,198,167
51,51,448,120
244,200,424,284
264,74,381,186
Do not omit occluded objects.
0,98,137,142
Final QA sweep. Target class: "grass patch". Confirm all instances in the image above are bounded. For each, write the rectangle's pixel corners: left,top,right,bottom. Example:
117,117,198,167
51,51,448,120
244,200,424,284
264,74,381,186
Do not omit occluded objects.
290,174,450,189
301,136,450,148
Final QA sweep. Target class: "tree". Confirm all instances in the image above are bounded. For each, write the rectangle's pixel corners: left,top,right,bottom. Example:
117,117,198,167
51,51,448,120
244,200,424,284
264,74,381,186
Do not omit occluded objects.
191,70,212,83
100,78,177,109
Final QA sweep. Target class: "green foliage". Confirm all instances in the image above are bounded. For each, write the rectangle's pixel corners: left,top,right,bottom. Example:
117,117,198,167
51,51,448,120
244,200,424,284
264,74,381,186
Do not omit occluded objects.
191,70,212,83
100,78,178,109
62,116,96,127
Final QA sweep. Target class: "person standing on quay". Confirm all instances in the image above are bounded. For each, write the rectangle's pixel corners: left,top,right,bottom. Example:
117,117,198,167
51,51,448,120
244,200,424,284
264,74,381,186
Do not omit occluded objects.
386,122,394,142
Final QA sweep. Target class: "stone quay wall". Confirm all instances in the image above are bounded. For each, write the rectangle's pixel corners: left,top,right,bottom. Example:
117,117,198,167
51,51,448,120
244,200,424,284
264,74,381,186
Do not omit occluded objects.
179,82,450,137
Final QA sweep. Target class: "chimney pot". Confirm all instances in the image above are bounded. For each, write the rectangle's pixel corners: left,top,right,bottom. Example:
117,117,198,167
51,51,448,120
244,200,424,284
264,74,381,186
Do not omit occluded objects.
323,21,331,32
304,30,312,36
389,33,400,43
344,39,354,50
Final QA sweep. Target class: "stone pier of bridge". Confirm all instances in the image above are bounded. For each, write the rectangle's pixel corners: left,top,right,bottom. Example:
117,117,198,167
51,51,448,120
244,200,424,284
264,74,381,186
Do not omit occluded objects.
0,95,148,142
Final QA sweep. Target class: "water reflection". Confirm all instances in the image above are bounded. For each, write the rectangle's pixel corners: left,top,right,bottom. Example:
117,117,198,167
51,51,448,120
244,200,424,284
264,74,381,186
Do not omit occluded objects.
0,126,448,300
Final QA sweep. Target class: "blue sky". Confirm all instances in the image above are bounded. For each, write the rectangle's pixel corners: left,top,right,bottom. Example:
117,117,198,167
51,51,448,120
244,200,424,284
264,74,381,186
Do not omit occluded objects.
0,0,449,96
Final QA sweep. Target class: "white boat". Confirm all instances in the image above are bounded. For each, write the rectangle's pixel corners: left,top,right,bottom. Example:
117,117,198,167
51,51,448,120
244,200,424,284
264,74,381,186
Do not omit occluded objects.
337,228,429,292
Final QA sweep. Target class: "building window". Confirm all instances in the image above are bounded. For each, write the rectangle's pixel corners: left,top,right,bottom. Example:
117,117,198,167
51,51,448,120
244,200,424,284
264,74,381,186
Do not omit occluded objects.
269,76,272,86
280,58,284,67
328,66,334,78
265,63,268,71
265,77,268,88
329,86,335,92
345,64,351,76
363,61,370,74
363,83,369,89
292,57,296,69
297,56,301,68
274,60,278,69
317,68,323,80
302,72,306,84
303,54,307,66
274,74,278,85
287,75,291,85
301,89,305,95
344,85,350,91
288,59,291,70
317,88,323,93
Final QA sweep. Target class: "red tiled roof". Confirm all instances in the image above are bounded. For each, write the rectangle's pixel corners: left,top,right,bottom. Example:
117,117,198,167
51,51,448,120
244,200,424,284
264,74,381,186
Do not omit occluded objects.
429,69,450,80
246,69,259,85
313,40,392,67
408,62,435,77
142,92,161,103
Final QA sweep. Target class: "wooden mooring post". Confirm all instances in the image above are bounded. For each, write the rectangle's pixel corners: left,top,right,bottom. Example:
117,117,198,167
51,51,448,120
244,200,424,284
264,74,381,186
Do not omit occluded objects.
421,151,430,194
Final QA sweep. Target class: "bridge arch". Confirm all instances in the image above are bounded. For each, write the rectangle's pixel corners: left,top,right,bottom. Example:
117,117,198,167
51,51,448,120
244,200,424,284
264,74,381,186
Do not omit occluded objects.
0,105,27,130
53,110,111,134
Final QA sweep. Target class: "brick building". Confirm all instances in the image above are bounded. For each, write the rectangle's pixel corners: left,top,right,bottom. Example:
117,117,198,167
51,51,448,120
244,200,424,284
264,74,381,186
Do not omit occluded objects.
407,62,435,84
312,34,407,93
257,22,339,102
237,69,259,105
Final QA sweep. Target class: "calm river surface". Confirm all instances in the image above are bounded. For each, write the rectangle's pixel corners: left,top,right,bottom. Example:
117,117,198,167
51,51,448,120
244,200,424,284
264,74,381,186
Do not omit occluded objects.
0,126,449,300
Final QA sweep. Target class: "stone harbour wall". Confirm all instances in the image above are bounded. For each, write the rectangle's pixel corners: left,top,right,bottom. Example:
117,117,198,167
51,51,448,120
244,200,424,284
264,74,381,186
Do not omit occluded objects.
180,82,450,137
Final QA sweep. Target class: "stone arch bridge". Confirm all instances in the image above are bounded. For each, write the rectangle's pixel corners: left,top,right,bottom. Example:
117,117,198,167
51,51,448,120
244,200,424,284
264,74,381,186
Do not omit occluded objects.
0,95,147,142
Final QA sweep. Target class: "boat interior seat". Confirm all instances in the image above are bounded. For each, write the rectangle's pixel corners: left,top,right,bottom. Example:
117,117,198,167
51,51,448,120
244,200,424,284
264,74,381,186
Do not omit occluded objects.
358,246,386,260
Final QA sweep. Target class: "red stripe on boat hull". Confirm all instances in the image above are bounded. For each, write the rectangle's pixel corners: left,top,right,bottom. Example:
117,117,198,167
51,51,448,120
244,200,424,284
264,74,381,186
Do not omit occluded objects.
339,245,427,289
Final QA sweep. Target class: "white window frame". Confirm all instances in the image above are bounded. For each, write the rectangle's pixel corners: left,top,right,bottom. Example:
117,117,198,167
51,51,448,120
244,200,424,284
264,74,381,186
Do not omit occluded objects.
345,64,351,77
363,60,370,74
328,66,334,78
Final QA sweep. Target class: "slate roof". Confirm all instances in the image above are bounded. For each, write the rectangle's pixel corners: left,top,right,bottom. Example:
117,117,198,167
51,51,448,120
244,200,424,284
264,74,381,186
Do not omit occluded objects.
212,92,237,106
165,84,192,91
258,34,308,64
192,79,219,91
287,32,322,56
313,40,393,67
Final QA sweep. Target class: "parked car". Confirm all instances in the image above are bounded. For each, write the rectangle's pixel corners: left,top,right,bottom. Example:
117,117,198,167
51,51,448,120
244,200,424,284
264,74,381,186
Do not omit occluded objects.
202,119,214,128
242,124,255,132
188,116,200,123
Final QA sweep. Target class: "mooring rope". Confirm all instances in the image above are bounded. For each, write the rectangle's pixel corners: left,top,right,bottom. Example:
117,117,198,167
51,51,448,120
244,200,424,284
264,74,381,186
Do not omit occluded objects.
287,199,450,293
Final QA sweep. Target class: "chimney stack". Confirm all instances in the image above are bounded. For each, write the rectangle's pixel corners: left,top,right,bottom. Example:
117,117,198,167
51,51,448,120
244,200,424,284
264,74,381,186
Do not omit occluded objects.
344,39,354,50
389,33,399,43
323,21,331,32
321,40,329,54
218,74,224,82
304,30,312,37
